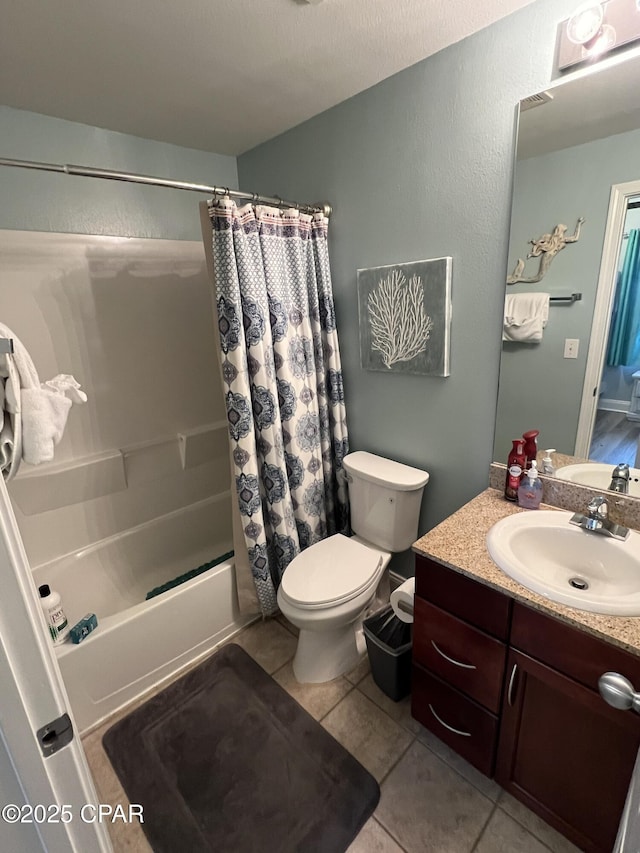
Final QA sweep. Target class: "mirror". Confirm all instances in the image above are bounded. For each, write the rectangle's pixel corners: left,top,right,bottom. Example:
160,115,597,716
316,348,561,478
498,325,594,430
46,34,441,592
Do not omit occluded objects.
494,52,640,491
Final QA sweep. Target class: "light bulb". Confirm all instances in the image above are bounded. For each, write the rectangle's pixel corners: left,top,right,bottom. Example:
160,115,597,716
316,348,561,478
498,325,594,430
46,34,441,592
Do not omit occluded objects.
566,2,605,45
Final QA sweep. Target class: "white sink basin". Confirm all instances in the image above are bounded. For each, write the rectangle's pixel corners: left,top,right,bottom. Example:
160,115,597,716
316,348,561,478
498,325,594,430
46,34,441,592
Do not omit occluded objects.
486,510,640,615
555,462,640,497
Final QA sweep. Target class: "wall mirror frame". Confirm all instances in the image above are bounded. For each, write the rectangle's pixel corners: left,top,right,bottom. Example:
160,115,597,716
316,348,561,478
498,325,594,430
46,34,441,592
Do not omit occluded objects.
494,47,640,496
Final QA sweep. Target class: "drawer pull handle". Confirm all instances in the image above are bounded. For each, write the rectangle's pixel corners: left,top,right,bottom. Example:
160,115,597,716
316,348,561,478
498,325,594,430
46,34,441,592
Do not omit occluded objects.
428,703,472,737
508,663,518,706
431,640,476,670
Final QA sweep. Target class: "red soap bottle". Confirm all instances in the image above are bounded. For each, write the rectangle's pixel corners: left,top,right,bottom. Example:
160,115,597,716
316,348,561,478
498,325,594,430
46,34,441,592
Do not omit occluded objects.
505,439,526,502
522,429,540,470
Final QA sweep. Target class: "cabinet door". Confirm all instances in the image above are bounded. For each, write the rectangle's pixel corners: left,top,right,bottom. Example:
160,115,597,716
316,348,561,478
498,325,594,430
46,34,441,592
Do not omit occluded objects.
496,649,640,853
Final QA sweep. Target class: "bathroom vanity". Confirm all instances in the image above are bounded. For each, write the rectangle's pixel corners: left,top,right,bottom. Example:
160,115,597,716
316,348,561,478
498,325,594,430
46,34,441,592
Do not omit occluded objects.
412,489,640,853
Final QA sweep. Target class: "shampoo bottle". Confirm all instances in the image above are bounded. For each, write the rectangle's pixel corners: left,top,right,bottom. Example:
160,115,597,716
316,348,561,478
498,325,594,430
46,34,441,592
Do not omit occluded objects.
39,584,69,644
505,439,526,502
518,461,543,509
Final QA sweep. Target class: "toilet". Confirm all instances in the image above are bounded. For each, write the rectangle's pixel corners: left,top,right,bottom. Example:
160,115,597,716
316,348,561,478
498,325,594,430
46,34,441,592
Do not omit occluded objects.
277,450,429,683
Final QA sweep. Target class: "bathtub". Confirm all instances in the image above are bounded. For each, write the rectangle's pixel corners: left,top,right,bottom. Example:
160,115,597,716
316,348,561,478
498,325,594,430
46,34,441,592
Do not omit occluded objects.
31,493,254,734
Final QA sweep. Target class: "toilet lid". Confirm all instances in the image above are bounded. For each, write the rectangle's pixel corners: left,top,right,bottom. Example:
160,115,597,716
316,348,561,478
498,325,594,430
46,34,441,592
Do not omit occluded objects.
281,534,383,607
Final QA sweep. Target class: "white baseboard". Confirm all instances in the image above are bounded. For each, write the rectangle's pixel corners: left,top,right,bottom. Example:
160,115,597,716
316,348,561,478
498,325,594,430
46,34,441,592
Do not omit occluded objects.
599,398,630,414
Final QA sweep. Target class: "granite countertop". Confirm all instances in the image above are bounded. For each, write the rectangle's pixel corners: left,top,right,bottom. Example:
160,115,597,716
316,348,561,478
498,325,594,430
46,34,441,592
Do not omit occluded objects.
412,487,640,657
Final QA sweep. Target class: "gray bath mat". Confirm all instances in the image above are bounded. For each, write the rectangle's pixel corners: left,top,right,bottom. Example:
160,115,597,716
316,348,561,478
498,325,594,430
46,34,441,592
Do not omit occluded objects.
102,643,379,853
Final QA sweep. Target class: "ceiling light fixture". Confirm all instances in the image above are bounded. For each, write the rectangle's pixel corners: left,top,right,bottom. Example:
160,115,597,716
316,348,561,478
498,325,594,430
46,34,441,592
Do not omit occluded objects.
557,0,640,71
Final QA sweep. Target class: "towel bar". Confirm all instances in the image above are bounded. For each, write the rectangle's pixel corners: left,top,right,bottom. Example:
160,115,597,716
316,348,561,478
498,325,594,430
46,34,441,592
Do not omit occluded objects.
550,293,582,304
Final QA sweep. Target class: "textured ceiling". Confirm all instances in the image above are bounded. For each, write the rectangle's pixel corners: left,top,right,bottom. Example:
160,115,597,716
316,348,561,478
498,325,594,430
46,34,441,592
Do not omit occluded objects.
1,0,537,155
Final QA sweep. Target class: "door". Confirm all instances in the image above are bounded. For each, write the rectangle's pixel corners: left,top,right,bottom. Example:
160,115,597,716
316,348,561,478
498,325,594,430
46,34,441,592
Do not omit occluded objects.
495,649,640,853
0,477,112,853
575,179,640,458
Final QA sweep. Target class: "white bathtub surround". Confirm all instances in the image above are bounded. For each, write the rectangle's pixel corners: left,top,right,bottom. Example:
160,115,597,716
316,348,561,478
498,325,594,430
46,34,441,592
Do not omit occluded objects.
0,232,246,737
32,493,250,733
0,322,87,478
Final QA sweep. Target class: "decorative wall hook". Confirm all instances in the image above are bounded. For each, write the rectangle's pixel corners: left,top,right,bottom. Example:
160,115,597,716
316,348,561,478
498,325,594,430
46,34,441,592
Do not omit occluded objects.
507,217,585,285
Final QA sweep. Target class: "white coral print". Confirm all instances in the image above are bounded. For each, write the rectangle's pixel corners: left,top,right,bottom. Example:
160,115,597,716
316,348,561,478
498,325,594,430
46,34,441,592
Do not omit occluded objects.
367,270,434,368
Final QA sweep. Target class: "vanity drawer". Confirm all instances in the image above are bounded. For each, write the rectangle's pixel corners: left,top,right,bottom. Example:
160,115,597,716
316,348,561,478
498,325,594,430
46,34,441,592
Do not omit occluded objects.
415,555,511,640
511,602,640,692
411,664,498,776
413,598,507,713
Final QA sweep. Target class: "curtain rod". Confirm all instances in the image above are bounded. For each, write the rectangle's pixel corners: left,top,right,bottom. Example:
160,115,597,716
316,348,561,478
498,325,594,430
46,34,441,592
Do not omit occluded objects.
0,157,332,218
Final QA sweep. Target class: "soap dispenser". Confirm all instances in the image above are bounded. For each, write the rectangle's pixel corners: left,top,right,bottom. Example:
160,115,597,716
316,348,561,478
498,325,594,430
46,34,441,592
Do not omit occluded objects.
518,461,543,509
542,449,556,476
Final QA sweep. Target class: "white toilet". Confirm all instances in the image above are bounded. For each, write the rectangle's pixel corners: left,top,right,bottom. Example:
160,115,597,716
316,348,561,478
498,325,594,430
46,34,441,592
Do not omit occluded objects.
277,450,429,683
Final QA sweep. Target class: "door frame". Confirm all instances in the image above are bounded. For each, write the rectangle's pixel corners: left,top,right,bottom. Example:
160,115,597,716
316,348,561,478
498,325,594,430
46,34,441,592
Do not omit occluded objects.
0,476,112,853
575,179,640,458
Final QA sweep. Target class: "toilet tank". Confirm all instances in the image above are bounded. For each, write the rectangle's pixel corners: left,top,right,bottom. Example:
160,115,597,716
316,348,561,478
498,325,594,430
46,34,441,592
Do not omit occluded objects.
343,451,429,552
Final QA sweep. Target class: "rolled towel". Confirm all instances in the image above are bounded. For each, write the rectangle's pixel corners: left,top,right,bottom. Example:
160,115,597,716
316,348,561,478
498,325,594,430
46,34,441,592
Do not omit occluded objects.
0,323,87,474
0,350,23,480
503,292,550,343
21,386,72,465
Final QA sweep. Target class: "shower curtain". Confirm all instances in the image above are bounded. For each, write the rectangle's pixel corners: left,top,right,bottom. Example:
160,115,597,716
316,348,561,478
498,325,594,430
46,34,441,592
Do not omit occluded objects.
205,199,349,616
607,229,640,367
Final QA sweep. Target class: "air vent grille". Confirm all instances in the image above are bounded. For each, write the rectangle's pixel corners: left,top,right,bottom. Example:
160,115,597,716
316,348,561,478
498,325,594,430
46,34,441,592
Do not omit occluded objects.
520,91,554,111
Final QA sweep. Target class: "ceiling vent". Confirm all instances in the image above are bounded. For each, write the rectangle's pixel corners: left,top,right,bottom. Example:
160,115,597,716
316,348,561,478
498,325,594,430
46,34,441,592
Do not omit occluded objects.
520,91,554,111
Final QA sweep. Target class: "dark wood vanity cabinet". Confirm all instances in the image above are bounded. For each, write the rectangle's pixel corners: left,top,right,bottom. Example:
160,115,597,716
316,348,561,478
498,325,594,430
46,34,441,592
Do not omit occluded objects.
412,554,640,853
411,556,511,776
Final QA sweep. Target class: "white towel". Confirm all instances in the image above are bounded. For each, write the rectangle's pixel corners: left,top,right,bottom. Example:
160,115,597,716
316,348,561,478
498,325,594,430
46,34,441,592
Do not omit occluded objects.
503,292,550,343
0,349,22,479
0,323,87,479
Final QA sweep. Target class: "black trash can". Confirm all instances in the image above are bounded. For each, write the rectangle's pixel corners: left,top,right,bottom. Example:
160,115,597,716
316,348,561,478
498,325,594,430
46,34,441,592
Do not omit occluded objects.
363,605,412,701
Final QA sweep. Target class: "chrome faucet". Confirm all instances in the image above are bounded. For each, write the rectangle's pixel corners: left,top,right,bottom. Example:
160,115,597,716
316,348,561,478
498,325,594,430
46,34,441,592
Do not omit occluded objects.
570,495,629,540
609,463,630,494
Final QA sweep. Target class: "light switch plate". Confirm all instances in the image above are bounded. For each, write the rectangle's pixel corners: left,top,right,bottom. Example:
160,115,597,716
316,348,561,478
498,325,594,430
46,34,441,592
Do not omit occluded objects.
564,338,579,359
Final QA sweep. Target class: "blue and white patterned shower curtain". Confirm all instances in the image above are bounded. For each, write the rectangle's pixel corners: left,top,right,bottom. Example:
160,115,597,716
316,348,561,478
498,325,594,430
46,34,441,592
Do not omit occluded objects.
207,199,349,616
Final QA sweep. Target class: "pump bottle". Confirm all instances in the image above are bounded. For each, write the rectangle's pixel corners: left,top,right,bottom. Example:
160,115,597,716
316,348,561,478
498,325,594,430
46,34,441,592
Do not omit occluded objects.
518,461,544,509
505,439,526,502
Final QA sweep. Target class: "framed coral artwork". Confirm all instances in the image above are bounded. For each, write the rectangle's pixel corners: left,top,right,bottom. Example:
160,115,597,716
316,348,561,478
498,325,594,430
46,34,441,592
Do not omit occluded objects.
357,257,452,376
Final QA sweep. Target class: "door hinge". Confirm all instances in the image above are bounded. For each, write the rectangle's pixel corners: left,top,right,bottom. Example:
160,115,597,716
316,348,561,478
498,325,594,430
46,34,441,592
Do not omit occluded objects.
37,713,74,757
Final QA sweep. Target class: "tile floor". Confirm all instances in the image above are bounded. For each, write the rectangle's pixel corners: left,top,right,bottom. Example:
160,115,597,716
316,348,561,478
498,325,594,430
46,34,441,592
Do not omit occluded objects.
82,617,581,853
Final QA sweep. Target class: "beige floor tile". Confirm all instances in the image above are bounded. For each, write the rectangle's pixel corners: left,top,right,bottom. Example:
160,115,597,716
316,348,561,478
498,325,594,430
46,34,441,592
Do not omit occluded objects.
498,792,582,853
273,660,353,719
227,617,297,673
82,731,151,853
357,673,421,734
322,690,414,781
347,818,405,852
376,740,493,853
274,612,299,636
416,727,502,802
475,808,551,853
345,654,371,685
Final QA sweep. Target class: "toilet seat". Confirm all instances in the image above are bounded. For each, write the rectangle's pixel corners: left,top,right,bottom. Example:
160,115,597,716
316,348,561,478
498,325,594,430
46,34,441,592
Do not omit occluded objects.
280,534,383,610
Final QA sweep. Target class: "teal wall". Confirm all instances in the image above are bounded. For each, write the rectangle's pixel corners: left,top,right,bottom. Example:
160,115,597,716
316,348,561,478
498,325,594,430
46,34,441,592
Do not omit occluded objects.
238,0,578,572
495,127,640,459
0,106,238,239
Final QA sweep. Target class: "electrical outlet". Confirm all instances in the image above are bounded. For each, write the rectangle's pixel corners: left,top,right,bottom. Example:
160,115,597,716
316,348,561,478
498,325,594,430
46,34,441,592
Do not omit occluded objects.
564,338,579,359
